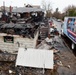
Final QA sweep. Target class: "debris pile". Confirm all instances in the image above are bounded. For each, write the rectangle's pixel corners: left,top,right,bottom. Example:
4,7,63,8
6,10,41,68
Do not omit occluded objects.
0,62,16,75
0,23,40,38
16,67,55,75
0,50,16,75
0,51,16,62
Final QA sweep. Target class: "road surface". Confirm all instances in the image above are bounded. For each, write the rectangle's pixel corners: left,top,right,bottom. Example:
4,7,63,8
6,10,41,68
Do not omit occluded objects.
52,19,76,75
53,19,62,34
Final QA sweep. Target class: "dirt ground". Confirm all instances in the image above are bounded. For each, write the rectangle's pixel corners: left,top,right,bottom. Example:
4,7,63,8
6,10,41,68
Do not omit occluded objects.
53,36,76,75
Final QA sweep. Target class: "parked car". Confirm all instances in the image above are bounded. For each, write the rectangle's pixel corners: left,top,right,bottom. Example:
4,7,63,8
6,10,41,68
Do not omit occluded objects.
57,19,62,22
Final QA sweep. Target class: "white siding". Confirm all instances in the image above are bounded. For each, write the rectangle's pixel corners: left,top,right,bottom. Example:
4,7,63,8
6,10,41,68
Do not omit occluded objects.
0,32,38,53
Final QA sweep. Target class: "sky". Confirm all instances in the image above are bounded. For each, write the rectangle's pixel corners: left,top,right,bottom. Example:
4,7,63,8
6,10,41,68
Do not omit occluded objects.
0,0,76,12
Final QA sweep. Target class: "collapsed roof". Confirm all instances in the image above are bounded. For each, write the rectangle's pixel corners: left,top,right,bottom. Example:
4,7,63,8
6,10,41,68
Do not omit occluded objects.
0,23,39,38
12,7,44,13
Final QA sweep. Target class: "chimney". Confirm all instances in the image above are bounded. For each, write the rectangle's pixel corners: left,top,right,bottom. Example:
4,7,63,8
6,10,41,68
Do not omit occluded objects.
10,6,12,13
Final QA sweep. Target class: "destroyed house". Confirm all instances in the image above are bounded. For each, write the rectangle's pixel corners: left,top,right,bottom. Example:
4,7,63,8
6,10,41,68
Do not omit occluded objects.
0,5,48,53
0,23,39,53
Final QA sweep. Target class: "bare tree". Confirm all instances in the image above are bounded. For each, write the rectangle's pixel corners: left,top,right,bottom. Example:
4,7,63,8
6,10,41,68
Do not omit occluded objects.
41,0,52,18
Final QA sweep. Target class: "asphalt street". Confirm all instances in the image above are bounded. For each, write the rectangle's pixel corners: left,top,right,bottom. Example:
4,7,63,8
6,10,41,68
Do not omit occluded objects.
52,19,76,75
53,19,62,34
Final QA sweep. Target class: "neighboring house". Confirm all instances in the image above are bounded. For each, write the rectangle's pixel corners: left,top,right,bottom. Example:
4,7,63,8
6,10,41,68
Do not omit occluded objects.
12,5,44,19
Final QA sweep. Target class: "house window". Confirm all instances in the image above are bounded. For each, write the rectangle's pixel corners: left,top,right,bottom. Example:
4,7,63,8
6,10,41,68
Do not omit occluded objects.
4,36,14,43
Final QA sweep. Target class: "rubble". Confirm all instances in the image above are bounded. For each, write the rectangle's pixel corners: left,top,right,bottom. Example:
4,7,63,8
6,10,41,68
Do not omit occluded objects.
0,33,74,75
0,53,16,62
0,62,16,75
9,70,13,74
53,49,60,54
0,50,16,62
57,60,63,66
66,65,71,69
0,22,39,38
36,40,53,49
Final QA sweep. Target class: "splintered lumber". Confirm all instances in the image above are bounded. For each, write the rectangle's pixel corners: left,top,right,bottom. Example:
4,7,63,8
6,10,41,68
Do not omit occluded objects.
0,53,16,62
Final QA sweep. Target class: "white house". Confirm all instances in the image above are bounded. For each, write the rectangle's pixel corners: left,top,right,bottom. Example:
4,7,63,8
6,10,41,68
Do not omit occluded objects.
0,31,39,53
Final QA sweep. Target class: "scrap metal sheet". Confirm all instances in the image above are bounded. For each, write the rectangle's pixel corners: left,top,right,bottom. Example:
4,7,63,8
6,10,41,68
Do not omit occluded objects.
16,48,53,69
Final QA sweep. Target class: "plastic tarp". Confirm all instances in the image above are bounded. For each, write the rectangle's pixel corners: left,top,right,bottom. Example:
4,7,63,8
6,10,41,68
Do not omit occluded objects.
16,48,53,69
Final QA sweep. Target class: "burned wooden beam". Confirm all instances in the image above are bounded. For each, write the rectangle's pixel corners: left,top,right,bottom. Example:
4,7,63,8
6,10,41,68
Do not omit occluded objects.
0,52,16,62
